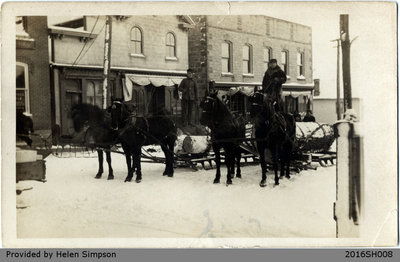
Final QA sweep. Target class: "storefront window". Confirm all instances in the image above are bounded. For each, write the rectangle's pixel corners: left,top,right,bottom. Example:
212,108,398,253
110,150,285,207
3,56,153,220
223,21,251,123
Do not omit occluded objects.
86,81,103,108
16,63,30,114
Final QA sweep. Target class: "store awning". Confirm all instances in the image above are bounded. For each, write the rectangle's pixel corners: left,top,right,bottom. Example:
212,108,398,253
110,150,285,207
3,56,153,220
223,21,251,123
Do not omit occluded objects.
225,86,255,97
124,74,185,101
282,90,312,98
125,74,184,87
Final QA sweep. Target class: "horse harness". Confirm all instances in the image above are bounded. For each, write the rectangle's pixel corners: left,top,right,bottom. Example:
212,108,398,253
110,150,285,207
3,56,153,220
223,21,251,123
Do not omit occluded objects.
117,114,150,141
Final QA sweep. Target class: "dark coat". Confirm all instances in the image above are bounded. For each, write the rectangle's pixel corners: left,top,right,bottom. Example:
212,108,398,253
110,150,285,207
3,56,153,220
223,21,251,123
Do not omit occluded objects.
303,114,316,122
178,78,198,101
262,65,287,94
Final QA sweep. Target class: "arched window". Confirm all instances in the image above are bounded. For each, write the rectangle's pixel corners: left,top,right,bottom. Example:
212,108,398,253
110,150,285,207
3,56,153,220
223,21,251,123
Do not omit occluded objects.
263,47,272,71
166,32,176,57
221,41,232,73
242,44,252,74
281,50,289,74
130,27,143,54
16,62,30,113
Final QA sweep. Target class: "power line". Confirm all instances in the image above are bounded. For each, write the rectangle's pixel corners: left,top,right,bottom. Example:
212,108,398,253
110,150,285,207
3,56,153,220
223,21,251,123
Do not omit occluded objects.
76,22,106,65
70,16,100,67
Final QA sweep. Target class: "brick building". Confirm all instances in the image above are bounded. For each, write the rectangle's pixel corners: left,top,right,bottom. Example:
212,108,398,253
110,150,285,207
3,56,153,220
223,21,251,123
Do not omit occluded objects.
188,15,315,117
49,16,194,135
16,16,52,134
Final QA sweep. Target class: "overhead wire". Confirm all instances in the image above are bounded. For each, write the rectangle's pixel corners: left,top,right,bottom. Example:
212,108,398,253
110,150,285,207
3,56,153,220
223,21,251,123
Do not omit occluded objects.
75,21,106,65
70,16,100,67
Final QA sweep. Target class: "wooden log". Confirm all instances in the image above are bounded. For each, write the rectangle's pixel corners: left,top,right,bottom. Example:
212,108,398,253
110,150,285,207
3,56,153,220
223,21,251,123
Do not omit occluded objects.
183,135,210,154
174,134,211,155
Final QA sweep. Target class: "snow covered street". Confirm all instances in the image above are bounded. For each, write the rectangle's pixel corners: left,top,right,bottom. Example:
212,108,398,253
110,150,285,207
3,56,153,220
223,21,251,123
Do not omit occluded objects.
16,153,336,238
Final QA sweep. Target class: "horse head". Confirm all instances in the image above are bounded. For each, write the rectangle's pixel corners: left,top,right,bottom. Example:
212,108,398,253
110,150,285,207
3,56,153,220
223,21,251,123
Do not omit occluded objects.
71,104,89,132
71,103,105,132
108,100,133,130
249,92,281,129
249,91,266,118
200,91,220,126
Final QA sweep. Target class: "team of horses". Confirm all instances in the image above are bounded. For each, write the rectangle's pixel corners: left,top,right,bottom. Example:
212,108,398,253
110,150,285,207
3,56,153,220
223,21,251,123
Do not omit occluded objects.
71,91,296,187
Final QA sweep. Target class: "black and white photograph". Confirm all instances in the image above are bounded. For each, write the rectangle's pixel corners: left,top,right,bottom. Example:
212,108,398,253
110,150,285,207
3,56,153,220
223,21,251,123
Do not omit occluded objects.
1,1,397,248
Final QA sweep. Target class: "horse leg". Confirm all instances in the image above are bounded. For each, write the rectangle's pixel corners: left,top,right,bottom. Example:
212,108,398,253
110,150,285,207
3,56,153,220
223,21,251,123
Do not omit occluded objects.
161,144,169,176
123,146,134,182
235,148,242,178
213,144,221,184
225,151,233,185
285,147,292,179
168,138,175,176
228,148,235,179
95,150,104,179
279,150,285,179
106,150,114,180
272,146,280,186
258,142,267,187
133,146,143,183
161,142,173,177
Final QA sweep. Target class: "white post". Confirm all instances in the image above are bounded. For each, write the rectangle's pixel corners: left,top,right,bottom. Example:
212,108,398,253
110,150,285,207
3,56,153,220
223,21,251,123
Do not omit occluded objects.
102,16,112,109
334,110,362,237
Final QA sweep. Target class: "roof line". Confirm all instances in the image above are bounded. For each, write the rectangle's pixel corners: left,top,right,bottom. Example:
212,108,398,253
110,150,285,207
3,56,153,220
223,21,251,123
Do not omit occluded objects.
50,62,187,75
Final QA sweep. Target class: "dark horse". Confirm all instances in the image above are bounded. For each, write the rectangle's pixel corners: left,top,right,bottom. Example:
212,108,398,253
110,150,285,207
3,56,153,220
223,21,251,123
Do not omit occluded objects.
71,103,118,180
17,111,34,147
249,92,296,187
200,91,245,185
109,101,177,183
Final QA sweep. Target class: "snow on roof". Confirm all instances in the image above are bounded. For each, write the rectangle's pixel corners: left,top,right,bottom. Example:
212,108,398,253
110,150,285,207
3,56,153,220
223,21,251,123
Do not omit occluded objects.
48,25,91,35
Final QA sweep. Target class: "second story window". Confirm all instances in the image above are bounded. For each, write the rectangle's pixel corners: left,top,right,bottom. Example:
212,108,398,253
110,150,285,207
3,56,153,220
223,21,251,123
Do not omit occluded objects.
242,44,252,74
166,32,176,57
130,27,143,54
297,52,304,76
221,41,232,73
281,50,289,74
263,47,272,71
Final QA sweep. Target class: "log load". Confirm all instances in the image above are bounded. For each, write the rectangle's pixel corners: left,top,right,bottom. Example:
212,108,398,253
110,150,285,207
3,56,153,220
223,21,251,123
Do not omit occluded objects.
295,122,335,153
174,133,211,155
245,122,335,154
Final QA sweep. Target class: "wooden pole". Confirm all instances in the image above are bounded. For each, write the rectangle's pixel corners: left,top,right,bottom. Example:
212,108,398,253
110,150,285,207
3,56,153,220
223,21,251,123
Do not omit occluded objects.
102,16,112,109
340,14,352,110
331,39,341,120
336,40,341,119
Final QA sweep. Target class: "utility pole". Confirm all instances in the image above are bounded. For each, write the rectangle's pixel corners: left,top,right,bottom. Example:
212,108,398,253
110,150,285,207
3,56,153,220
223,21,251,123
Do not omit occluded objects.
102,16,112,109
340,14,351,111
331,39,341,120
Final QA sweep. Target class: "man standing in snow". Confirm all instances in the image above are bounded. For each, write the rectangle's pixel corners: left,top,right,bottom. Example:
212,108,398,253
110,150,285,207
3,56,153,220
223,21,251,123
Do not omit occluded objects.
262,59,287,111
178,68,198,126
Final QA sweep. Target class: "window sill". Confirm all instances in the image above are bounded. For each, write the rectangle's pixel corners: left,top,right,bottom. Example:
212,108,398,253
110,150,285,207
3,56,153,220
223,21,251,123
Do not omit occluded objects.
130,53,146,58
221,72,234,77
165,56,178,61
242,73,254,78
297,75,306,80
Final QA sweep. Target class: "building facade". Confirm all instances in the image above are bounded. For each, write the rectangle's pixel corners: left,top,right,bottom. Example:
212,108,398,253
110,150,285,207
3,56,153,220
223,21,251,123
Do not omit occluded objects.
16,16,52,133
188,15,315,117
50,16,193,135
313,97,362,124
